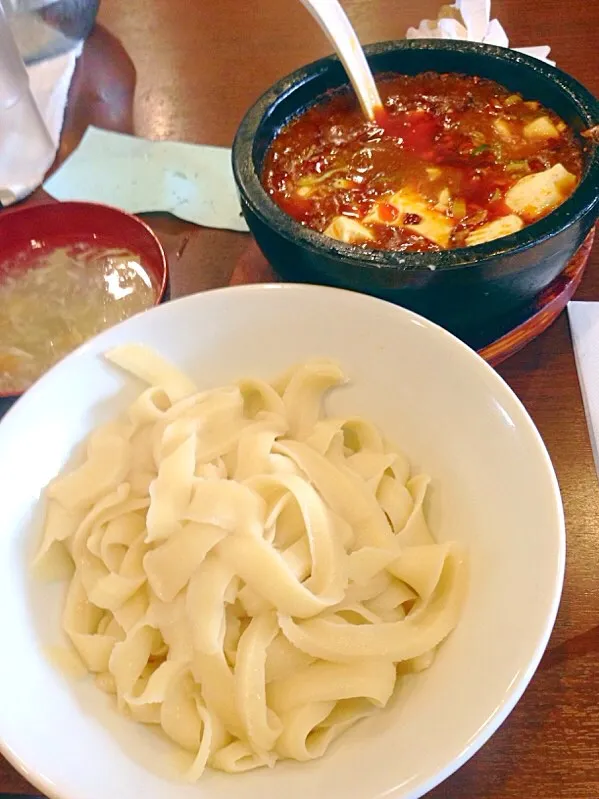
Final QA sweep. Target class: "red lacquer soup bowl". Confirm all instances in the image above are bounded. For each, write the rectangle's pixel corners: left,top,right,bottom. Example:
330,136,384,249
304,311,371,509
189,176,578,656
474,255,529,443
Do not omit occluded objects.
0,201,168,402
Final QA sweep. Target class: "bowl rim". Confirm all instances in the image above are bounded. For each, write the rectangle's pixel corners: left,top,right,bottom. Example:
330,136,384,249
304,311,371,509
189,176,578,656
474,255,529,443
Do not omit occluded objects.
232,39,599,272
0,200,169,401
0,281,566,799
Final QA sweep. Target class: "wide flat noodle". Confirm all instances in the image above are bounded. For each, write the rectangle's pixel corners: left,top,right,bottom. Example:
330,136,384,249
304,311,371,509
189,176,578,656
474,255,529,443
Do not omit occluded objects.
146,432,196,542
47,428,131,511
37,346,467,781
278,547,466,663
105,344,197,403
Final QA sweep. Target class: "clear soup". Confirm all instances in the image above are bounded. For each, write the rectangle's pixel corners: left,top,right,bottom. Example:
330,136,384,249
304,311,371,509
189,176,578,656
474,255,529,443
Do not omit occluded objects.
0,241,157,394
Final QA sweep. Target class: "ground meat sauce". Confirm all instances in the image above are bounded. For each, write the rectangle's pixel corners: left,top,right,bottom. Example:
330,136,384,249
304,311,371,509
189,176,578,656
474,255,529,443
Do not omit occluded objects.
262,72,584,252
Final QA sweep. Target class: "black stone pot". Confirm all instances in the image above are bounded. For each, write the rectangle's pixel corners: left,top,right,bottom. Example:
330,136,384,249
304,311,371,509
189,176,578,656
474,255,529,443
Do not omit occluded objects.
232,40,599,345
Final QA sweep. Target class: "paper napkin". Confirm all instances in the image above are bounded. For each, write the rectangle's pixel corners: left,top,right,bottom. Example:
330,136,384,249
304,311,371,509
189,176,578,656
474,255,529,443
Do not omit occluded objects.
567,302,599,478
44,126,249,233
29,42,82,147
406,0,555,64
0,43,81,205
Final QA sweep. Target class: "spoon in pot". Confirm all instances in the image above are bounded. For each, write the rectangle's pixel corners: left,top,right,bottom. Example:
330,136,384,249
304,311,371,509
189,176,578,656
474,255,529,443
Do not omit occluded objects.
299,0,384,122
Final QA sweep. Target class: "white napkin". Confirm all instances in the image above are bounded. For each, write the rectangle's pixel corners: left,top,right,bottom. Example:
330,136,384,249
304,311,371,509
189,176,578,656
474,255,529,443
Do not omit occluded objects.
406,0,554,65
44,126,249,232
29,41,82,147
567,302,599,479
0,43,81,205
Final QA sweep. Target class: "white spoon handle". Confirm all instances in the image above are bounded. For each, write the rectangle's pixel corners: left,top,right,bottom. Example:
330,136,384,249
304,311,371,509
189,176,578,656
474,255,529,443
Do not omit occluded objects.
299,0,383,121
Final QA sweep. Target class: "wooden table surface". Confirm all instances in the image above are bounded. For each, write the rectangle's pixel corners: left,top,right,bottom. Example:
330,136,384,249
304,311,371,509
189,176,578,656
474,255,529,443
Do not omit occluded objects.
2,0,599,796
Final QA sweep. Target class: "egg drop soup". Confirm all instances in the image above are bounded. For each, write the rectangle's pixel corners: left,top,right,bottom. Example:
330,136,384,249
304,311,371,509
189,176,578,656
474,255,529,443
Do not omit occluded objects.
0,241,157,394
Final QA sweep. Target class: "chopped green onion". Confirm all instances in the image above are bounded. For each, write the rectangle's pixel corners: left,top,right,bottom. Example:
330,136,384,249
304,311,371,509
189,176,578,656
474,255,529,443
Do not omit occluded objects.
504,94,521,107
472,143,491,155
505,160,530,172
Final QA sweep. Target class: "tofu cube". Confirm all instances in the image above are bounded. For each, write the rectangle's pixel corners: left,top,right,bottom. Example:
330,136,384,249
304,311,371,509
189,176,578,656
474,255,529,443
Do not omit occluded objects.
505,164,577,220
523,116,560,140
435,188,451,212
493,118,517,141
426,167,442,180
465,215,524,246
364,190,454,249
323,216,375,244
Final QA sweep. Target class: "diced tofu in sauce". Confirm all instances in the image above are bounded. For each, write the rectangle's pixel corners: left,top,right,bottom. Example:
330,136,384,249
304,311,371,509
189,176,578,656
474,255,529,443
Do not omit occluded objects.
435,188,451,212
264,73,583,254
323,216,374,244
505,164,577,220
364,190,454,248
523,116,560,140
493,118,517,142
465,215,524,246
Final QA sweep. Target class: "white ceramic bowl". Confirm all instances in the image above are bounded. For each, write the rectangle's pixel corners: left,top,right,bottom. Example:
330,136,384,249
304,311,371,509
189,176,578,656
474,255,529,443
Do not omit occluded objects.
0,284,564,799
